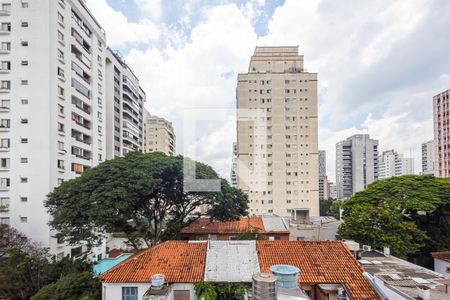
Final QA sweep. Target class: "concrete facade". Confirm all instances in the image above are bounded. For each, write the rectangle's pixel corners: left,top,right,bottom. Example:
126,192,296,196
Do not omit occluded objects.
0,0,107,258
236,46,319,218
378,149,414,180
105,48,145,159
144,110,175,156
422,140,435,175
336,134,379,200
434,89,450,178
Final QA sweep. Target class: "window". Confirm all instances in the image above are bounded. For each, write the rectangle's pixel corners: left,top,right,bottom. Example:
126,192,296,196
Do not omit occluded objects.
57,159,65,170
57,12,64,23
1,3,11,11
0,178,10,188
0,99,9,109
20,197,27,202
1,80,10,89
0,217,9,225
20,217,27,223
57,30,64,42
58,104,64,115
20,118,28,124
22,2,29,8
1,23,11,32
0,197,9,208
1,61,10,70
57,49,64,60
57,178,64,185
21,60,28,66
1,42,10,51
57,67,64,78
0,138,9,148
122,287,138,300
20,177,28,183
58,86,64,97
57,141,65,151
21,80,28,85
21,21,29,27
20,157,28,163
0,119,9,128
0,158,9,168
21,99,28,104
57,122,64,133
21,41,28,46
20,138,28,143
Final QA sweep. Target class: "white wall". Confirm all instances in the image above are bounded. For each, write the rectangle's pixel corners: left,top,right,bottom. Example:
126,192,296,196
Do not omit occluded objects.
434,258,450,277
102,283,195,300
374,276,409,300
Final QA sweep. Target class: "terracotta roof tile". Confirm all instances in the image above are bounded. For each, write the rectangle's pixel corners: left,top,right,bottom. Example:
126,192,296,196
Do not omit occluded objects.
101,241,207,283
431,251,450,263
180,216,265,235
256,241,380,300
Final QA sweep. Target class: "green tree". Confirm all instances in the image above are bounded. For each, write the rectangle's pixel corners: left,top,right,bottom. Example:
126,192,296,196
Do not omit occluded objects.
338,175,450,259
31,272,101,300
46,152,249,248
320,198,341,219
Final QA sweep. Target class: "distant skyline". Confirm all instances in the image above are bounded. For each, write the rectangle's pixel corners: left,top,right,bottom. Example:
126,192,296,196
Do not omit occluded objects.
86,0,450,182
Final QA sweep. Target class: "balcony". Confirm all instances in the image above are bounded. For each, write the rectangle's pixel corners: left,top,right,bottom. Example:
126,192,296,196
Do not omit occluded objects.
0,48,10,54
0,87,10,93
0,68,10,74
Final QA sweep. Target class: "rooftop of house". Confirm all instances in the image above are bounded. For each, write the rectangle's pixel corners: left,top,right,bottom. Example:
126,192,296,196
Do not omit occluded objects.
360,250,450,300
101,240,379,300
180,215,288,235
431,251,450,263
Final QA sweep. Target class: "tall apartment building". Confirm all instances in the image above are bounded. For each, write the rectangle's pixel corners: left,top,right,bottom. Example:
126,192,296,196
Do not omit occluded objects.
433,89,450,178
422,140,435,175
105,48,145,159
378,149,414,179
236,46,319,218
0,0,106,258
318,150,329,200
318,150,326,176
144,110,175,156
336,134,379,200
230,142,238,187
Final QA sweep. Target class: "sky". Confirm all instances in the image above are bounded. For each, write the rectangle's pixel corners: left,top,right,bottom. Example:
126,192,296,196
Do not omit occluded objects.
86,0,450,182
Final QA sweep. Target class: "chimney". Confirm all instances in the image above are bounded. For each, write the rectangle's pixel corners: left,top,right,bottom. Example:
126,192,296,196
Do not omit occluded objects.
417,286,431,300
383,247,390,256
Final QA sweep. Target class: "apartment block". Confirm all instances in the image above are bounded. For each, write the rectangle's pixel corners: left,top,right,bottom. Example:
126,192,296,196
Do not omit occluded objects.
433,89,450,178
144,110,175,156
422,140,435,175
378,149,414,179
230,142,238,187
318,150,326,176
336,134,379,200
0,0,107,258
236,46,319,218
105,48,145,159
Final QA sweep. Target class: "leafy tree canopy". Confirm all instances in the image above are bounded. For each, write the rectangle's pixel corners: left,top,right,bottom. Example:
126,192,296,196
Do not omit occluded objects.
320,198,341,219
338,175,450,259
31,272,101,300
46,152,249,248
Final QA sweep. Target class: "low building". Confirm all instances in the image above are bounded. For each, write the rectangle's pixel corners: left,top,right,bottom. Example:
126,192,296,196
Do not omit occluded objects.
100,240,381,300
356,246,450,299
179,216,289,241
431,251,450,277
289,216,340,241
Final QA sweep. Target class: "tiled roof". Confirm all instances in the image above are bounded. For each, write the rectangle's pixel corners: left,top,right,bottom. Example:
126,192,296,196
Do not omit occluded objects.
101,241,207,283
256,241,380,300
180,216,265,234
431,251,450,263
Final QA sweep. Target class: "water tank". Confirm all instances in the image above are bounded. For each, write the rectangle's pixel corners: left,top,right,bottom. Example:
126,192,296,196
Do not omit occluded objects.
150,274,165,289
270,265,300,289
252,272,277,300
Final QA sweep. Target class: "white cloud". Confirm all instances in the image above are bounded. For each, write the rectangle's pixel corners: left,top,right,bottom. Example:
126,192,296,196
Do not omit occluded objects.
85,0,160,47
85,0,449,182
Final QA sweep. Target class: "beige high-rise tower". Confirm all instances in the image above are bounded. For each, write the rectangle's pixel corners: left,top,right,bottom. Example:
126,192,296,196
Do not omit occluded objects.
236,46,319,218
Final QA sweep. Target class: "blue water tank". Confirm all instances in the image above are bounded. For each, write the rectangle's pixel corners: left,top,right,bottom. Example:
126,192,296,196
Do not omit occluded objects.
270,265,300,288
151,274,165,288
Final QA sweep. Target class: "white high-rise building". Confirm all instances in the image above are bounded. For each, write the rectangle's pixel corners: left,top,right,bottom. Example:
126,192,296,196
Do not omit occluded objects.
0,0,107,258
336,134,379,200
378,150,414,179
105,48,146,159
422,140,435,175
236,46,319,218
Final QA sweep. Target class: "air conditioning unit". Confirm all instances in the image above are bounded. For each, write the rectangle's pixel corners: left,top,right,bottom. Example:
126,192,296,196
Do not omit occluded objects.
362,245,372,252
